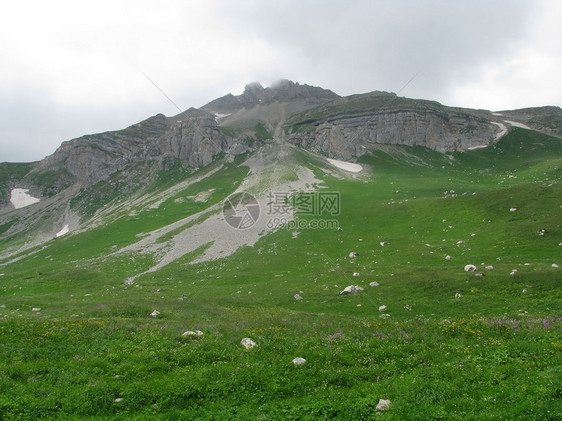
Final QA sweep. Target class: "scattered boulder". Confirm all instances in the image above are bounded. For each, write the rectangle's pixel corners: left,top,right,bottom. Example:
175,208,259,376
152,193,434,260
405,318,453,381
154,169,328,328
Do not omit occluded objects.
31,308,41,312
353,272,360,277
378,305,387,312
455,293,462,299
464,264,478,272
292,357,306,365
456,240,465,245
294,294,303,301
182,330,203,337
349,252,358,258
380,241,387,246
149,310,160,317
510,207,517,212
485,265,494,270
340,285,364,295
369,281,379,287
445,255,452,260
522,289,528,294
376,399,392,411
475,273,484,277
241,338,256,349
553,264,559,268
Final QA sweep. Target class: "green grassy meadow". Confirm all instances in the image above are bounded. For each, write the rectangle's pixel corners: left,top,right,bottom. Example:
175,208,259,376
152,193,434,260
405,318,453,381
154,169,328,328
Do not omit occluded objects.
1,128,561,419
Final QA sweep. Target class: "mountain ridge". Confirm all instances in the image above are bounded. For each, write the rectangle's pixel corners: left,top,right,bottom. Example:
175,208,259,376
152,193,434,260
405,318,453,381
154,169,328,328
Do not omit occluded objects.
1,80,561,218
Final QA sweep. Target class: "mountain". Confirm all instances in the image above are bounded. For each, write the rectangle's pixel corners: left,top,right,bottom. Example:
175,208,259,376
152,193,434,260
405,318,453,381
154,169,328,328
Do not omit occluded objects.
1,81,561,419
0,80,560,251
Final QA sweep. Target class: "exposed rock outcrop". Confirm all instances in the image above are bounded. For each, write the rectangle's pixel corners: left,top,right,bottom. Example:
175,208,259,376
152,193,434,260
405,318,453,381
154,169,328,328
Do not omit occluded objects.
286,92,501,158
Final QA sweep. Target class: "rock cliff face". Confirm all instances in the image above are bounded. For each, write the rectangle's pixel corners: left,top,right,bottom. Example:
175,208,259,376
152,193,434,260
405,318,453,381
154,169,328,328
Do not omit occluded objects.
34,109,244,187
286,92,500,158
157,109,232,168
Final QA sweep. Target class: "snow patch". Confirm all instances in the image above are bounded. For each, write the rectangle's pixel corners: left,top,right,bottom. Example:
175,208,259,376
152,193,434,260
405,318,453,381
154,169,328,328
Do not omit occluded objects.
467,145,489,150
327,159,362,173
491,122,508,141
10,189,40,209
55,224,69,238
504,120,531,130
214,113,231,122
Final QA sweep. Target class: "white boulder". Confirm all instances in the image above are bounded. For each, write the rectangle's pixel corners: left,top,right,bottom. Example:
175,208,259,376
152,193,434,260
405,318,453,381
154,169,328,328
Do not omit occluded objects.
340,285,364,295
292,357,306,365
241,338,256,349
349,252,358,258
464,264,478,272
294,294,303,301
369,282,379,287
353,272,360,277
445,255,452,260
149,310,160,317
378,305,387,312
376,399,392,411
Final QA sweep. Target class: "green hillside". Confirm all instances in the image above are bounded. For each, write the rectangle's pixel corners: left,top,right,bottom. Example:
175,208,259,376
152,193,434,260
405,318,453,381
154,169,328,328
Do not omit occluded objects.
0,128,561,419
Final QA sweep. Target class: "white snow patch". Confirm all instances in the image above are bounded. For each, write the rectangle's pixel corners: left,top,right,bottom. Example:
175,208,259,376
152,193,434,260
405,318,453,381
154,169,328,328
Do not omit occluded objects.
492,112,503,116
504,120,531,129
467,145,489,150
491,121,508,141
327,158,362,173
214,113,231,122
10,189,40,209
55,224,69,238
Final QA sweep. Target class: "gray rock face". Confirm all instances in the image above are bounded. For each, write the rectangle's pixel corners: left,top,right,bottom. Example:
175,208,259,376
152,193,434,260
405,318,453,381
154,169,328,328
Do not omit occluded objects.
289,109,499,159
157,109,231,168
35,109,243,187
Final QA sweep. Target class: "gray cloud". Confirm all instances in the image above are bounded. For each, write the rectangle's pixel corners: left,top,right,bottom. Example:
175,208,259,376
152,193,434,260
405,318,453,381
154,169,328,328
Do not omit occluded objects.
0,0,560,162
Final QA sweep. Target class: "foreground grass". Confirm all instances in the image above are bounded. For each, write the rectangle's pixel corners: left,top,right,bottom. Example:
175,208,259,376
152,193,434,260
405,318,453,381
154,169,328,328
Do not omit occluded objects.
1,312,560,420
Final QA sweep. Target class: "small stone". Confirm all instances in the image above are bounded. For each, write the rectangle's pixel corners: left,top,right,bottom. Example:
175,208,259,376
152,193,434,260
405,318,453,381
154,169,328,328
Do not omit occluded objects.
456,240,465,245
378,305,387,312
455,293,462,299
294,294,303,301
522,289,528,294
31,308,41,312
353,272,360,277
182,330,203,337
292,357,306,365
369,282,379,287
485,265,494,270
114,398,123,403
376,399,392,411
553,264,559,268
241,338,256,349
380,241,387,246
510,207,517,212
445,255,452,260
149,310,160,317
349,252,358,258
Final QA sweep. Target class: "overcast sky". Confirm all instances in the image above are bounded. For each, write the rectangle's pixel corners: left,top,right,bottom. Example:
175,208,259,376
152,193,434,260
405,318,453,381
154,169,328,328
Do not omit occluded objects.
1,0,561,162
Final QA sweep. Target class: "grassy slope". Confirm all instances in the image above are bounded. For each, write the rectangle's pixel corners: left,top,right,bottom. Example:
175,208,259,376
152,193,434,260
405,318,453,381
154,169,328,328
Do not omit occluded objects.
0,128,561,420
